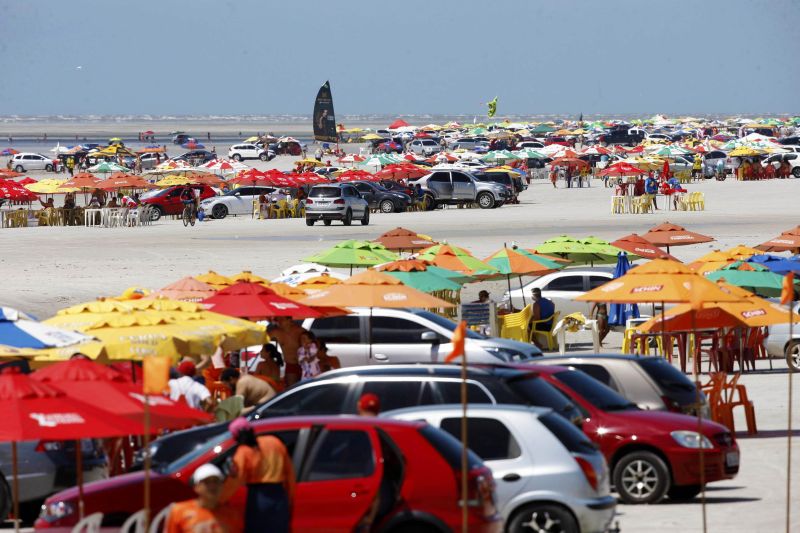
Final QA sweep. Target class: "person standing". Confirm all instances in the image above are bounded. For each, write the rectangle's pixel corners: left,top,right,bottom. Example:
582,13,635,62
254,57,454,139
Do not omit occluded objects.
645,173,659,209
222,418,295,533
166,464,243,533
268,317,307,386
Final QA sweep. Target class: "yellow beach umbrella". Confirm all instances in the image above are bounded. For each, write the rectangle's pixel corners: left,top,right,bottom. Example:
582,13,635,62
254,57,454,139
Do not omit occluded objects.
362,134,383,140
25,179,79,194
194,270,235,290
728,147,764,157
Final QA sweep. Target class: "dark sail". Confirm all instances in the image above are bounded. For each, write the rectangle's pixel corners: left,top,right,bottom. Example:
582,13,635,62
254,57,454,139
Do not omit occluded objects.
313,81,338,143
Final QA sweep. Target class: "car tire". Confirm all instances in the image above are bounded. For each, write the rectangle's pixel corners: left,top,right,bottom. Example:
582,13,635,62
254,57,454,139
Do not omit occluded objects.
259,153,268,161
793,167,800,178
343,209,352,226
388,524,440,533
323,219,332,226
786,340,800,373
45,164,54,172
613,451,670,504
379,199,394,213
361,209,369,225
231,154,242,161
667,484,702,501
211,204,228,219
508,503,578,533
14,165,24,173
424,194,436,211
476,191,495,209
150,206,164,221
305,218,314,226
0,474,10,522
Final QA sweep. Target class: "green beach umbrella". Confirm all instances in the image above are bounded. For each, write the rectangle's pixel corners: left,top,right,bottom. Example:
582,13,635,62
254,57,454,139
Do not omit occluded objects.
417,244,498,276
483,246,565,306
88,161,129,174
706,261,799,297
535,235,630,265
304,240,399,273
650,145,691,158
530,124,556,134
375,260,466,293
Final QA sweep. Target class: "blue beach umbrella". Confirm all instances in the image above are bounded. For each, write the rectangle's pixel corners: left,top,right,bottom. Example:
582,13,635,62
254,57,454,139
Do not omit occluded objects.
0,307,90,349
608,252,640,326
746,254,800,275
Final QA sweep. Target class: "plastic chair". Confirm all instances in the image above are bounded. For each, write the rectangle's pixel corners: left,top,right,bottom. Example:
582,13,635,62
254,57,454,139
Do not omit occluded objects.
149,504,172,533
611,195,625,214
695,192,705,210
530,311,560,351
499,304,532,342
271,200,290,219
71,512,103,533
120,509,146,533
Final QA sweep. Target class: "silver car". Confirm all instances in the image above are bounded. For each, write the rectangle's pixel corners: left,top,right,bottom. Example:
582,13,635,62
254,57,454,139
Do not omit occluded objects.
502,268,614,314
304,183,369,226
765,302,800,371
9,153,56,173
408,138,442,155
413,169,510,209
384,405,616,533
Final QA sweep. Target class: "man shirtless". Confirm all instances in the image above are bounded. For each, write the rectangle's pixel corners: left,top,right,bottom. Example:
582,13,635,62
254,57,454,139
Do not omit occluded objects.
268,317,307,386
220,368,276,414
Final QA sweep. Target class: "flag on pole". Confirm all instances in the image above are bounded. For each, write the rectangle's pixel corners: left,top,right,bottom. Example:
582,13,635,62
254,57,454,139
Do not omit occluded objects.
781,272,795,305
487,97,497,118
446,320,467,362
143,355,170,394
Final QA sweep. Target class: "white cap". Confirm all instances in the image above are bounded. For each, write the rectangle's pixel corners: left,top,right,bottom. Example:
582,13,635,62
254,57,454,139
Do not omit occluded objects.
192,464,223,484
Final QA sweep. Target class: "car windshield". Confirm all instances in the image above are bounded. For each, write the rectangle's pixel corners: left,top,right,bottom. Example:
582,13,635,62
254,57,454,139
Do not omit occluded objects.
638,358,697,393
505,375,583,424
139,189,163,200
553,369,639,411
411,310,484,339
310,187,341,198
161,431,230,474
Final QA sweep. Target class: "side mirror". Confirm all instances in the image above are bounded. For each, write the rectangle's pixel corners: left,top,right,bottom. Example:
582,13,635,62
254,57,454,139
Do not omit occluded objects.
421,331,439,343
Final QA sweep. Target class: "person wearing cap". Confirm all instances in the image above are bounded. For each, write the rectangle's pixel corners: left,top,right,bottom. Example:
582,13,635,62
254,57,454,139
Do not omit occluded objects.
166,463,243,533
357,393,380,416
222,418,295,533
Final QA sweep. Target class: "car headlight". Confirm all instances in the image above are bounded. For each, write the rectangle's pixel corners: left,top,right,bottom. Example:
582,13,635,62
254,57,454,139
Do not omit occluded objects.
40,501,75,523
670,430,713,449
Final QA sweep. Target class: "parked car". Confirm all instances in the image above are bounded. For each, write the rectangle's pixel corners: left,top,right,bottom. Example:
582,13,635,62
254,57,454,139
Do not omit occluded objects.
199,185,275,219
305,183,370,226
0,440,106,522
9,153,56,173
511,364,740,504
502,268,615,314
133,152,162,170
517,141,545,149
134,365,584,472
37,417,502,532
761,153,800,177
171,133,191,145
227,143,273,162
473,171,525,198
384,405,616,533
412,169,510,209
702,150,728,177
139,184,217,220
301,308,541,367
351,181,411,213
409,138,442,155
450,138,489,151
171,150,217,165
596,127,646,146
765,302,800,371
534,355,707,416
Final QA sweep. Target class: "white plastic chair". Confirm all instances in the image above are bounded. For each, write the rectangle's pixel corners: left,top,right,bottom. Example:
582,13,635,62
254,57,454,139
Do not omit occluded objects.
70,512,103,533
149,504,172,533
120,509,146,533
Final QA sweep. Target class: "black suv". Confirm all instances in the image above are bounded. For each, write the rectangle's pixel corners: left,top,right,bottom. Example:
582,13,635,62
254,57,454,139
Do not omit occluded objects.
596,126,646,145
172,150,217,165
351,181,411,213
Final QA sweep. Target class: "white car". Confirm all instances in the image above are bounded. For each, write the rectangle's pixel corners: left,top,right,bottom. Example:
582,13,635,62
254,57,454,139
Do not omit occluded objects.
199,185,275,219
764,302,800,372
409,138,442,155
503,268,615,315
761,153,800,178
228,143,270,162
384,405,616,533
9,153,56,172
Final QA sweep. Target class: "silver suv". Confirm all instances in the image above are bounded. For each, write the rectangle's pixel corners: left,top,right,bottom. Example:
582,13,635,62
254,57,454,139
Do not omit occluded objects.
9,153,56,172
408,138,442,155
413,168,510,209
305,183,369,226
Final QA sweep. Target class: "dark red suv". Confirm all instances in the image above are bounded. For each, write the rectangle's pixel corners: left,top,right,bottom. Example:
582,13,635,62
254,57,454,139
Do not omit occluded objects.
36,417,501,532
140,184,216,221
510,364,739,505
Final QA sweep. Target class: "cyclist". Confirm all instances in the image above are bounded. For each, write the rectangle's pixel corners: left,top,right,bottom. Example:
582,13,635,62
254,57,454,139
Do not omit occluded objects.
180,187,198,220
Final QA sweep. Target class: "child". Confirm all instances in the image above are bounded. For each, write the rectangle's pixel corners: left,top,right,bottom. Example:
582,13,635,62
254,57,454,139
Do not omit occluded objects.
298,332,321,380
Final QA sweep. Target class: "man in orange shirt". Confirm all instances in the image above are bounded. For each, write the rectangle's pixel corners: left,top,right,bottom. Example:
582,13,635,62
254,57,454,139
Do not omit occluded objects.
222,418,295,533
166,463,243,533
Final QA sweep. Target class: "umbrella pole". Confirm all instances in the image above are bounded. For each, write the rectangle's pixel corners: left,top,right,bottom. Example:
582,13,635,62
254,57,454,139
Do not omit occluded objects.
143,394,152,531
459,351,468,533
690,308,708,533
368,307,373,360
520,276,527,307
11,442,19,533
76,442,84,520
786,304,794,533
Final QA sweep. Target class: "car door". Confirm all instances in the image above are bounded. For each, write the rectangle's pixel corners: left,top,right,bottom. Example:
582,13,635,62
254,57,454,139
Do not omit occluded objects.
451,171,475,200
294,428,382,532
354,183,376,208
164,186,186,214
307,315,367,367
368,315,448,364
426,171,453,200
357,380,436,412
344,185,366,215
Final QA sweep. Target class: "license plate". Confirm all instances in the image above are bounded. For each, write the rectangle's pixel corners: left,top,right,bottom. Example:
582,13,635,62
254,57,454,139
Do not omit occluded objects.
725,451,739,468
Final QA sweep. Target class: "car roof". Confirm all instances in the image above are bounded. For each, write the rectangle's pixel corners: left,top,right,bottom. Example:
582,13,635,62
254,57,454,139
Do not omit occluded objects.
536,354,650,364
250,415,425,432
314,363,530,380
382,403,553,418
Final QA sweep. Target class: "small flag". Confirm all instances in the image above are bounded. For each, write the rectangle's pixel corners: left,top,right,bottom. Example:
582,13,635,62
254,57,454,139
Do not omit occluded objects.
445,320,467,363
487,97,497,118
780,272,795,306
143,355,170,394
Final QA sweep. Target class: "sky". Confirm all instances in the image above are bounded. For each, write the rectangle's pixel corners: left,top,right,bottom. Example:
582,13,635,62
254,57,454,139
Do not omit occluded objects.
0,0,798,116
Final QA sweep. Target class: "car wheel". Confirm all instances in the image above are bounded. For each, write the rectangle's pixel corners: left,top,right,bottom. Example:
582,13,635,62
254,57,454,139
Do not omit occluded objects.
211,204,228,219
259,153,268,161
477,191,495,209
508,503,578,533
667,484,702,501
305,218,315,226
150,206,164,221
232,153,242,161
14,165,24,173
388,524,440,533
613,451,670,504
424,194,436,211
793,167,800,178
45,164,54,172
361,209,369,225
323,219,332,226
343,209,352,226
786,340,800,373
379,199,394,213
0,474,10,522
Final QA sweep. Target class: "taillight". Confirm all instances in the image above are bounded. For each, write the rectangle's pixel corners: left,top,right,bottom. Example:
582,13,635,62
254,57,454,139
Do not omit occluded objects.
456,466,497,519
661,395,682,413
574,455,599,491
305,198,313,204
333,199,345,204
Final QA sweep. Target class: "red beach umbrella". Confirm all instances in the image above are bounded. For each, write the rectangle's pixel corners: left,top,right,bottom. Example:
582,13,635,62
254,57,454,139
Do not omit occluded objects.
641,222,715,253
202,282,323,320
0,179,38,201
611,233,680,261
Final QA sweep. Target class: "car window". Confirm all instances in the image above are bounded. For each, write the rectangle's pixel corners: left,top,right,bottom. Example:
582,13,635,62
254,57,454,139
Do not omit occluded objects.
428,172,450,183
309,316,360,344
361,381,435,412
306,430,375,481
787,154,797,161
451,172,471,183
553,369,637,411
588,276,611,289
310,186,341,198
371,316,437,343
354,183,370,192
544,276,585,291
265,383,351,416
570,364,614,387
538,412,597,454
505,374,583,423
437,381,492,404
440,417,521,461
637,357,697,393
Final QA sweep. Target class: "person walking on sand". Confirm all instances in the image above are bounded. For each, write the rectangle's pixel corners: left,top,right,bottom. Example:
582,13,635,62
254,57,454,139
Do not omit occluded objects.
549,167,558,188
166,464,243,533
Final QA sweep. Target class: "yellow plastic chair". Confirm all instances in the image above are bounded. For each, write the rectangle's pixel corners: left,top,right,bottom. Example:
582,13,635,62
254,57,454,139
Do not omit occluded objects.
499,305,533,342
611,196,625,214
271,199,290,219
695,192,705,210
530,311,560,351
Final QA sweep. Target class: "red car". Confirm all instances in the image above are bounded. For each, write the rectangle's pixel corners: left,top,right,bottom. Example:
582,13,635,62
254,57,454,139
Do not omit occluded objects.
509,364,739,505
36,417,501,533
140,185,216,221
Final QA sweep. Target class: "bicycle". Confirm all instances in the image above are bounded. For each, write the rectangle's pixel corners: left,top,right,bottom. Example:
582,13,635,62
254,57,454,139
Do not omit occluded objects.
182,200,196,227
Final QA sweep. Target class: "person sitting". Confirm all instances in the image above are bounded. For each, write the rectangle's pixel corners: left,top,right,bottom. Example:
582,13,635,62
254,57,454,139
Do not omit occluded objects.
165,464,242,533
106,196,119,208
168,365,212,411
39,197,55,210
530,288,555,349
316,342,340,373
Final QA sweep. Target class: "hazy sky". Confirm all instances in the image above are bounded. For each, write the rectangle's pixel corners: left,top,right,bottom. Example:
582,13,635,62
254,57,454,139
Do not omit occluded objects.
1,0,798,116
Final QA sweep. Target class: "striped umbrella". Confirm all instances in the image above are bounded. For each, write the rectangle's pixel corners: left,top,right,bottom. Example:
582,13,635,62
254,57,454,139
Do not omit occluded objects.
0,307,91,349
